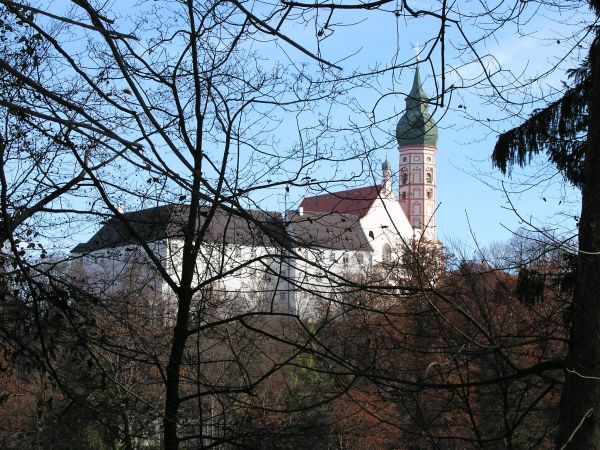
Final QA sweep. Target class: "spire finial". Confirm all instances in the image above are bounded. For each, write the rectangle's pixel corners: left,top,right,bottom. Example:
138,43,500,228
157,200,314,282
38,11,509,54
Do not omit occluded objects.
414,41,420,62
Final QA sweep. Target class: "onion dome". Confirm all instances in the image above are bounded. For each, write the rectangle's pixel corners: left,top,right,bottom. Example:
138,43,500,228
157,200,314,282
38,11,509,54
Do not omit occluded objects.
396,66,438,147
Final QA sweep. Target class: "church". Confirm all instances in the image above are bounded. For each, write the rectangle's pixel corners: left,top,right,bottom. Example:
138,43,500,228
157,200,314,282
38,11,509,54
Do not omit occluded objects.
70,66,438,321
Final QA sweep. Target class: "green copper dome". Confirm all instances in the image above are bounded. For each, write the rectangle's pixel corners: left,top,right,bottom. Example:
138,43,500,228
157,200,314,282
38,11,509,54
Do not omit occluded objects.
382,159,392,171
396,66,438,147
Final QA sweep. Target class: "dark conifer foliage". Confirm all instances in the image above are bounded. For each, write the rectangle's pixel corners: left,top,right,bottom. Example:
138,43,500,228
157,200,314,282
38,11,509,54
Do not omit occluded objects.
492,63,591,187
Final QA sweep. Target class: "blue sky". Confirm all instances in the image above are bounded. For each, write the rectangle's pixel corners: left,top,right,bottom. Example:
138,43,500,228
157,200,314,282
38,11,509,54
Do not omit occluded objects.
41,1,592,254
265,1,592,252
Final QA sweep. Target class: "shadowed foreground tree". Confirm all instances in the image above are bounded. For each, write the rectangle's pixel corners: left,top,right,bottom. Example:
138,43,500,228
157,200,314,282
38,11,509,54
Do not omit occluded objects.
0,0,355,447
0,0,407,447
492,2,600,446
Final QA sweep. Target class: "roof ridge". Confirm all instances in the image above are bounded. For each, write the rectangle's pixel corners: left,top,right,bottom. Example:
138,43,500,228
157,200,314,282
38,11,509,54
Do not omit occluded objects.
302,183,380,200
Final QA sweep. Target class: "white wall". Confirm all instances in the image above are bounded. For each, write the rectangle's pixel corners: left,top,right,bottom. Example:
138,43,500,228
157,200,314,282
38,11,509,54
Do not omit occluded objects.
359,196,413,264
285,246,372,321
74,239,291,321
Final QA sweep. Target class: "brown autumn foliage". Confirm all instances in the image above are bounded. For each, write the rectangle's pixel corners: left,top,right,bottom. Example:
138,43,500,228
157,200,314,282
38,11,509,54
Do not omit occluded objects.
235,243,564,450
0,242,571,449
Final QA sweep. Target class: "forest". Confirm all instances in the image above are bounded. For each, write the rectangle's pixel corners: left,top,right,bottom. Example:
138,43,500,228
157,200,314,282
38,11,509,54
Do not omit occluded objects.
0,237,573,448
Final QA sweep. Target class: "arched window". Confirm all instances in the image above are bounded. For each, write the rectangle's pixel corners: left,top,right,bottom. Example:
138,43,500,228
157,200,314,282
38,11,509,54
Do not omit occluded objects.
401,172,408,184
413,171,421,183
426,189,433,199
426,172,433,183
382,244,392,262
401,191,407,200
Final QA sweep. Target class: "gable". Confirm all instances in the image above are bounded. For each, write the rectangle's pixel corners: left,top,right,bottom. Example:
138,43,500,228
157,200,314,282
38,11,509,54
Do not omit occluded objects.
359,197,414,262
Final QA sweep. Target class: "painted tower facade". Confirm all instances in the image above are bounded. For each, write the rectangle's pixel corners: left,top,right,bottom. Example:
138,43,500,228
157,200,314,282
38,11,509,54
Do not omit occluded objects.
396,66,438,241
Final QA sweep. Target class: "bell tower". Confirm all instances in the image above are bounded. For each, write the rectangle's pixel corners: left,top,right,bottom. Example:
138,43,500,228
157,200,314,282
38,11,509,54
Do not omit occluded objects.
381,159,393,197
396,65,438,241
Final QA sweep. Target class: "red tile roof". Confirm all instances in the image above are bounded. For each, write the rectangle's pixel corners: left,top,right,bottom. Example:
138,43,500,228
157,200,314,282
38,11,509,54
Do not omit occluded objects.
299,185,382,218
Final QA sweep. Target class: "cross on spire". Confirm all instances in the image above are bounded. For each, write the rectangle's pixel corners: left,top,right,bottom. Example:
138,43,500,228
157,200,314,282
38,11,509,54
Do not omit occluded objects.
414,41,420,62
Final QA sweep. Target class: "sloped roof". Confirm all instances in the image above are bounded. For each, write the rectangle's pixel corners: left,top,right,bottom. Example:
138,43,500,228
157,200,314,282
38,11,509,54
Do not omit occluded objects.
72,204,286,253
299,185,384,218
286,210,372,251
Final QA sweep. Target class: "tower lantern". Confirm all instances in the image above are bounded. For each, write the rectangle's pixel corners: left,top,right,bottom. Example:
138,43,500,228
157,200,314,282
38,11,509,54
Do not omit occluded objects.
396,65,438,240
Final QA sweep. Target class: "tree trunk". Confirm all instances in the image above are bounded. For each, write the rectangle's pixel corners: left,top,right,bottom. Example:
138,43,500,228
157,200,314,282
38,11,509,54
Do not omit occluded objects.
164,292,192,450
556,5,600,447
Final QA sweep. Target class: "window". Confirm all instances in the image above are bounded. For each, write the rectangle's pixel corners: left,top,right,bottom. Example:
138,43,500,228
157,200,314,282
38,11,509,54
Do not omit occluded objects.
412,202,422,214
426,172,432,183
414,156,420,162
343,254,349,267
329,252,335,263
413,171,421,183
235,247,242,258
403,156,408,162
426,156,432,162
401,191,407,200
426,189,433,199
401,172,408,184
382,244,392,262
